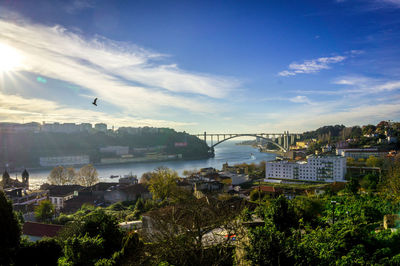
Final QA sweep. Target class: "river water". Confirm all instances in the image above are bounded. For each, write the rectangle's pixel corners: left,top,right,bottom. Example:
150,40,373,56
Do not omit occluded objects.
18,140,276,189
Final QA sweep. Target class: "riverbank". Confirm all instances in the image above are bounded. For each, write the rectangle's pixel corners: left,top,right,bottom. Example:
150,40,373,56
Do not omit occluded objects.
21,141,277,190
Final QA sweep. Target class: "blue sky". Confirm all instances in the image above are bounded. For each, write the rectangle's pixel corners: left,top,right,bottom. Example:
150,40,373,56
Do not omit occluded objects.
0,0,399,133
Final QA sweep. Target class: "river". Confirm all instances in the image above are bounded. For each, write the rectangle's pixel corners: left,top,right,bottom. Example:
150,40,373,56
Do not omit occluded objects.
15,140,276,189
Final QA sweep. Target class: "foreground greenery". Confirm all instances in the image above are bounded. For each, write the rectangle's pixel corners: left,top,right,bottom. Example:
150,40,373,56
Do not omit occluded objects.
2,155,400,265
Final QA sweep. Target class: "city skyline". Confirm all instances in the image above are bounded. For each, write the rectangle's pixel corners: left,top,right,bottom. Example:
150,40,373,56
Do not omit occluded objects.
0,0,400,133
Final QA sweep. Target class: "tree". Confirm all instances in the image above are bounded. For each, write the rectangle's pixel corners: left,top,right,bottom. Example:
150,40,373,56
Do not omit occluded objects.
347,157,355,166
148,167,179,201
366,156,382,168
59,234,105,265
0,191,21,265
66,167,76,184
16,237,62,266
143,192,244,265
140,171,153,184
48,166,68,185
80,209,124,257
346,177,360,195
245,222,292,266
35,200,54,222
77,164,99,187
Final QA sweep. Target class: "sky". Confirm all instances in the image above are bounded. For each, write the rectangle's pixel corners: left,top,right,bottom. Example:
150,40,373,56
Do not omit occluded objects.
0,0,400,133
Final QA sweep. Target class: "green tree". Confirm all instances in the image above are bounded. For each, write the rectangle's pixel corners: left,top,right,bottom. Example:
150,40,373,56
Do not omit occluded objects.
80,209,123,257
77,164,99,187
366,156,382,168
148,167,179,201
266,195,298,233
245,221,292,266
59,234,105,265
347,157,355,166
0,191,21,265
34,200,55,222
16,237,62,266
346,177,360,195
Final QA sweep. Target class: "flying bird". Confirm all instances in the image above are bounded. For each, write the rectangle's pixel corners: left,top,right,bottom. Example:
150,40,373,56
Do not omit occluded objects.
92,98,98,106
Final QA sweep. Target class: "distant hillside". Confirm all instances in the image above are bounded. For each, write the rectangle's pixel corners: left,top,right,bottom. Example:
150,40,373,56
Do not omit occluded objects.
0,129,210,168
301,125,362,142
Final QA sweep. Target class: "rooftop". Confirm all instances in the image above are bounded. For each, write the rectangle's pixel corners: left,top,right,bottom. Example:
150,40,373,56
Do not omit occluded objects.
23,222,63,238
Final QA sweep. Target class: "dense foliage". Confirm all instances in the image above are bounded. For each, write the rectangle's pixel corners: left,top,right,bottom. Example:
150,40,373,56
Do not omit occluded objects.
0,191,21,265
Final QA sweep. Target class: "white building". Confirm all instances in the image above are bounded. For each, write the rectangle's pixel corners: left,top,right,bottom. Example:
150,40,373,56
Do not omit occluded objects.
265,155,347,182
336,148,386,160
39,155,90,167
94,123,107,132
47,185,83,210
100,146,129,156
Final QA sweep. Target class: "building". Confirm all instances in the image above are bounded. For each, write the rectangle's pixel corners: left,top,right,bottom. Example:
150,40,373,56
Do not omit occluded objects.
265,155,347,182
41,122,80,133
4,188,48,212
336,148,387,160
23,222,63,241
39,155,90,167
94,123,107,132
100,146,129,156
104,183,151,203
0,122,41,133
45,185,84,210
79,123,92,132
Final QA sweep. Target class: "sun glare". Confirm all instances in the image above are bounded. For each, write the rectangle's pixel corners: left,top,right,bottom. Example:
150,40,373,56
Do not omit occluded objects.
0,43,23,72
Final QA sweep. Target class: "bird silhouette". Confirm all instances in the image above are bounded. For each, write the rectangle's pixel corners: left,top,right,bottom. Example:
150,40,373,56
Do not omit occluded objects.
92,98,98,106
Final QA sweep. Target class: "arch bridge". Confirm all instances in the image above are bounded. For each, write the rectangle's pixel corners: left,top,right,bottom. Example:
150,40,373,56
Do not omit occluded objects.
195,131,301,153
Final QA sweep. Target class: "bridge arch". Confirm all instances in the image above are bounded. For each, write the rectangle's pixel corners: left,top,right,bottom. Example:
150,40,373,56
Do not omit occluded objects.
210,134,286,152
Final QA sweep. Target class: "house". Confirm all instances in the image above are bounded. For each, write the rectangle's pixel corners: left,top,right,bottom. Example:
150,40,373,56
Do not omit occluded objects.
4,188,48,212
22,222,63,241
104,184,151,203
219,172,249,185
194,181,224,192
43,185,84,210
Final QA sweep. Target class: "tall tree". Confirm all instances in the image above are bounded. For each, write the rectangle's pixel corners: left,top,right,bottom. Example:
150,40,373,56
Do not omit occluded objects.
0,191,21,265
77,164,99,187
48,166,68,185
34,200,54,222
66,167,76,184
148,167,179,201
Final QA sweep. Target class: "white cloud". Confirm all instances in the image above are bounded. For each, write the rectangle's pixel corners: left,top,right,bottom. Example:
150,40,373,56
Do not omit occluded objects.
289,95,312,104
0,16,240,127
0,91,195,128
278,55,346,77
65,0,95,14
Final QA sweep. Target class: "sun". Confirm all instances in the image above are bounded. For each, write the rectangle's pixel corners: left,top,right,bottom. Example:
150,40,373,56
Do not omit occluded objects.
0,43,23,72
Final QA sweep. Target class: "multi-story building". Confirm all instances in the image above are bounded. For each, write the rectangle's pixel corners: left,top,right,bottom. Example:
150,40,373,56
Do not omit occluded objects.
94,123,107,133
39,155,90,167
79,123,92,132
265,155,347,182
46,185,83,210
336,148,387,160
41,122,80,133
